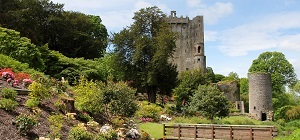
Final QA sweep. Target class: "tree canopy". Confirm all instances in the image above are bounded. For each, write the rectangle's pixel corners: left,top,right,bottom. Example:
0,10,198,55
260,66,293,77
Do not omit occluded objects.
249,51,297,96
112,6,178,103
0,0,108,59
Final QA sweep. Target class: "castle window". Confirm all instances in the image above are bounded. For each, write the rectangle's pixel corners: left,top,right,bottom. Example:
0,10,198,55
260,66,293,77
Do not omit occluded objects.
186,68,189,70
198,46,201,53
198,58,200,62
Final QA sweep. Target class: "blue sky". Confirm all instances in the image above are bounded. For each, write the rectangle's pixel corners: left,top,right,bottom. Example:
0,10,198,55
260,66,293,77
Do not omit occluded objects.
52,0,300,78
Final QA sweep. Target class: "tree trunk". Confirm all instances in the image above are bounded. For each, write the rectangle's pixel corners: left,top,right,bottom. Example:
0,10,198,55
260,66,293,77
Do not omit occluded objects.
147,87,157,103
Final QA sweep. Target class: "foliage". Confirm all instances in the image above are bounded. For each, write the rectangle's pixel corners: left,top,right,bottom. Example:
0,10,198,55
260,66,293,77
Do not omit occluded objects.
14,113,38,135
28,81,50,100
1,87,17,100
113,6,178,103
48,114,65,139
222,72,239,81
214,74,225,83
135,101,162,121
77,112,93,122
25,97,40,109
188,85,230,120
239,78,249,95
274,105,292,121
171,116,212,124
68,126,94,140
205,67,215,83
0,98,18,111
0,27,45,70
0,54,38,74
0,0,107,59
286,106,300,120
74,76,105,114
173,68,206,110
103,80,138,117
275,128,300,140
94,131,118,140
54,98,66,113
248,51,297,97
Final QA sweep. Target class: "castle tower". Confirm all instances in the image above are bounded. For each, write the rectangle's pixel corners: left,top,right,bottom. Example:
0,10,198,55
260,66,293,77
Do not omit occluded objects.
248,73,273,121
167,11,206,73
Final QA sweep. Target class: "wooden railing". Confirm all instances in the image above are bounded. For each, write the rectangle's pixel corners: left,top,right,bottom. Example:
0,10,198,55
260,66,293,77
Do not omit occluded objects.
163,124,277,140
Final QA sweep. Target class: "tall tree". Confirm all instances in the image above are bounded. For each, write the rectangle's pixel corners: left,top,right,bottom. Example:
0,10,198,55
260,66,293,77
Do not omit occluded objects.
113,6,178,103
248,51,297,97
0,0,108,59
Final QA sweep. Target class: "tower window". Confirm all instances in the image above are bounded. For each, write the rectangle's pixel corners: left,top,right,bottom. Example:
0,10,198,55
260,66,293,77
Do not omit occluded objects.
186,68,189,70
198,58,200,61
198,46,201,53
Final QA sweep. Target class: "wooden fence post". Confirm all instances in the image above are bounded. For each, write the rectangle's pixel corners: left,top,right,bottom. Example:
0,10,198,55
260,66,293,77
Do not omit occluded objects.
163,124,165,137
178,125,181,139
250,127,253,140
230,126,233,140
194,125,197,140
212,125,214,140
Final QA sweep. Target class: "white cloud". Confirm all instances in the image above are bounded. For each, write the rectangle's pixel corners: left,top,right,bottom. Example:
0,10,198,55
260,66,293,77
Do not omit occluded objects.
189,2,233,24
205,31,218,42
214,12,300,56
186,0,203,7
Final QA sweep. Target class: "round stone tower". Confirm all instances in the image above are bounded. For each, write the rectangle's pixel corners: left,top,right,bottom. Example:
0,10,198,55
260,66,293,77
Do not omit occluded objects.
248,73,273,121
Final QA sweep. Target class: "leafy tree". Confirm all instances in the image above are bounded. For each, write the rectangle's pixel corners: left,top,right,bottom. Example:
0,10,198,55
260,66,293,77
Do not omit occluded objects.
205,67,215,83
240,78,249,95
222,72,239,81
0,0,108,59
173,68,206,110
214,74,225,83
249,51,297,97
0,27,45,71
113,6,178,103
188,85,229,120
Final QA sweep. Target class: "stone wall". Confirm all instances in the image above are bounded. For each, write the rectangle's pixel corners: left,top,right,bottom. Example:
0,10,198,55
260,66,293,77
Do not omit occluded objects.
217,80,240,102
248,73,273,121
167,11,205,73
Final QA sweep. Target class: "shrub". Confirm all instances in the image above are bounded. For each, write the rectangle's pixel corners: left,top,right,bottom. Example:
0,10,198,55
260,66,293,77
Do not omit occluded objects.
74,76,105,114
135,101,162,121
286,106,300,120
0,98,18,111
77,112,93,122
94,130,118,140
104,80,138,118
15,114,38,135
28,81,50,100
68,126,94,140
1,87,17,100
25,97,40,109
48,114,65,139
140,130,151,140
54,98,66,113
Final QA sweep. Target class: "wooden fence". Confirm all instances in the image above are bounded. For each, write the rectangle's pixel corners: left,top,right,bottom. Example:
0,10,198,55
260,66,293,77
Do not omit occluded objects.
163,124,278,140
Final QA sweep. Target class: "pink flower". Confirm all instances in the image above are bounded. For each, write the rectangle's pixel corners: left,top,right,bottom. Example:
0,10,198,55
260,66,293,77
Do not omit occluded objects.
23,78,33,84
12,82,17,87
6,78,12,83
14,79,19,84
2,72,8,77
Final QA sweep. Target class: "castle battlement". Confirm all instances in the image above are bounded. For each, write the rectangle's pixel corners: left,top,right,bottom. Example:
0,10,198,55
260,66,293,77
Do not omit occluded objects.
167,11,205,73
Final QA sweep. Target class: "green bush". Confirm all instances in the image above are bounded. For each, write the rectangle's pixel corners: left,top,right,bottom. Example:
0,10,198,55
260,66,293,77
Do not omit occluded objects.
0,98,18,111
15,114,38,135
94,131,117,140
1,87,17,100
135,101,162,121
74,76,105,114
48,114,65,139
28,81,50,100
25,97,40,109
68,126,94,140
286,106,300,120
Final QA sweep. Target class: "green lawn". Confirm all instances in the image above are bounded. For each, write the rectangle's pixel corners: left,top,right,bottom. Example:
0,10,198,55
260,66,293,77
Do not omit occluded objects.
138,122,163,139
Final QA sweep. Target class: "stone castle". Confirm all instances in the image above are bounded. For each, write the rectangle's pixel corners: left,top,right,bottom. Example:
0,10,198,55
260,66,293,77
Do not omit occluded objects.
167,11,206,73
